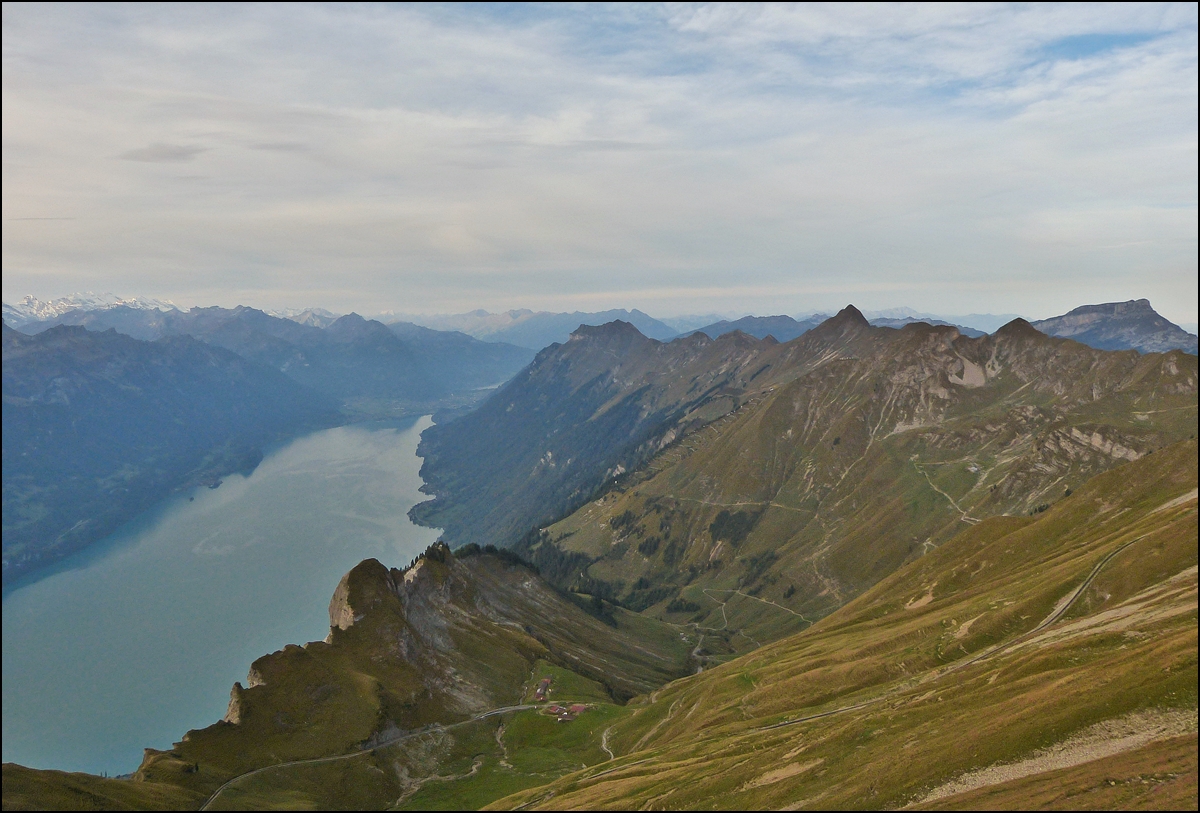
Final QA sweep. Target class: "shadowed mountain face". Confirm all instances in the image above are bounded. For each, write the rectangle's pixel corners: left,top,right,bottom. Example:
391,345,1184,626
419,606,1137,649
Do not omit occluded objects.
1032,299,1198,355
17,306,534,417
411,318,785,548
1,324,341,586
413,308,1197,643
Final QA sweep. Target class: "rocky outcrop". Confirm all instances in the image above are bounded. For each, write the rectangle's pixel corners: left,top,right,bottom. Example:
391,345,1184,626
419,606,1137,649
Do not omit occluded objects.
223,682,246,724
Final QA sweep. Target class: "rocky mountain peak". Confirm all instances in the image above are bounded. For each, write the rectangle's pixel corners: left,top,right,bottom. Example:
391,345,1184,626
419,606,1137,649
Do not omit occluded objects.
993,317,1043,341
1065,298,1153,317
1030,300,1196,354
830,304,868,326
569,319,650,342
798,304,870,345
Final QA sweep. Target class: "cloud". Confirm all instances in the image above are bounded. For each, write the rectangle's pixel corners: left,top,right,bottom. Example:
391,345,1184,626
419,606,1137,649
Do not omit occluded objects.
248,142,309,152
1,3,1196,323
118,143,208,162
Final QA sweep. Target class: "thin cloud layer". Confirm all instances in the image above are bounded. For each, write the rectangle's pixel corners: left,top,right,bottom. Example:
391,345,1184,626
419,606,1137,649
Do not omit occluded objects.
2,3,1196,322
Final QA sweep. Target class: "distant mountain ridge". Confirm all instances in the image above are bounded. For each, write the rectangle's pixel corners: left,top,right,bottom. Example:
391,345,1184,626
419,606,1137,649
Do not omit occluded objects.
684,315,823,342
2,292,178,327
866,315,986,337
12,305,534,417
861,308,1023,334
1032,298,1197,355
685,313,987,341
2,323,340,586
391,308,678,349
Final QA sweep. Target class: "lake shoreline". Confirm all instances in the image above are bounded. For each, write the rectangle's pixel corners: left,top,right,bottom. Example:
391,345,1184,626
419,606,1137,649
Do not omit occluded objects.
2,417,443,775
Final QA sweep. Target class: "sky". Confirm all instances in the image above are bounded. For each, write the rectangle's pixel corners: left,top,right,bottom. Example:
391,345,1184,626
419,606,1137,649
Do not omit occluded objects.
2,3,1197,323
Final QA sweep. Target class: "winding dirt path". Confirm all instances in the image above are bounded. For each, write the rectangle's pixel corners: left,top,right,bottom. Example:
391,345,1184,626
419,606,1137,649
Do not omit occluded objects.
199,705,536,810
600,726,616,761
912,460,980,524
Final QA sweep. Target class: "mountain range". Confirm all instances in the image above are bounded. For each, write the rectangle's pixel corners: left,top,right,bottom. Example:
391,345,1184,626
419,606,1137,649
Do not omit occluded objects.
8,295,1196,355
416,307,1196,641
2,306,534,587
3,298,1197,809
388,308,679,350
685,313,988,342
2,324,340,587
11,305,534,418
2,293,178,327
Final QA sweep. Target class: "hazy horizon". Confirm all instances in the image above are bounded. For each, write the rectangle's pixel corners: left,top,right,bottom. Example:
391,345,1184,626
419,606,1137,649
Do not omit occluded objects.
7,290,1197,333
4,4,1197,324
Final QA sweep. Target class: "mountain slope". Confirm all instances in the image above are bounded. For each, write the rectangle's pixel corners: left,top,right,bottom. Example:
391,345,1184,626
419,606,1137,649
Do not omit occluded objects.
1032,299,1197,355
523,317,1196,641
491,438,1198,810
412,320,781,547
1,324,340,586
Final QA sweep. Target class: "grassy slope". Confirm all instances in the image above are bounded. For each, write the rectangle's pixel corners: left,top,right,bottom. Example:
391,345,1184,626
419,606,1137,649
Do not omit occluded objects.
0,766,202,811
489,438,1198,810
2,551,690,811
525,332,1197,645
913,733,1198,811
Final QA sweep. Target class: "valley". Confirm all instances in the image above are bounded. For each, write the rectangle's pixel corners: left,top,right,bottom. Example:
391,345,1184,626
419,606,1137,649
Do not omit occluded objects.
5,5,1196,808
4,435,1193,810
3,307,1195,811
422,308,1196,645
2,307,534,588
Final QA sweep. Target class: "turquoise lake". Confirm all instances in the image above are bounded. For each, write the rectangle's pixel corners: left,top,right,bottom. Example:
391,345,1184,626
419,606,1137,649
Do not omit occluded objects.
2,417,443,775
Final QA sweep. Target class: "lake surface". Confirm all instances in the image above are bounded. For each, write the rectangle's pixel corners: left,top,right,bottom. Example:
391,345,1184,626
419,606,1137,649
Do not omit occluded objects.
2,417,443,775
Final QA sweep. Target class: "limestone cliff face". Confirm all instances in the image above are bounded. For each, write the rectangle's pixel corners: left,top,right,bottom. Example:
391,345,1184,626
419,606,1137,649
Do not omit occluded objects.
327,575,356,635
1031,299,1198,355
222,683,245,724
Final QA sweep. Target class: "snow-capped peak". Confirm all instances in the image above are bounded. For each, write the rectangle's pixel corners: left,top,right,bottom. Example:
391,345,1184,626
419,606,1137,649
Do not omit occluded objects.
2,292,179,323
